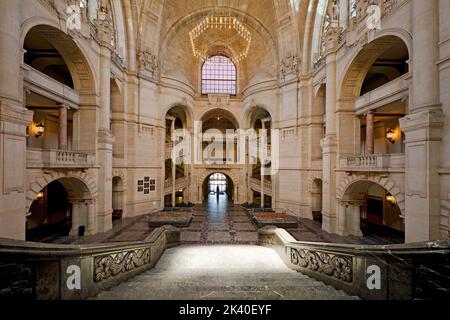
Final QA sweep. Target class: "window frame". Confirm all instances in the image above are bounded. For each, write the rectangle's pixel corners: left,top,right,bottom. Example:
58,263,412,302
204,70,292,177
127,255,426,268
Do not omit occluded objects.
201,55,237,96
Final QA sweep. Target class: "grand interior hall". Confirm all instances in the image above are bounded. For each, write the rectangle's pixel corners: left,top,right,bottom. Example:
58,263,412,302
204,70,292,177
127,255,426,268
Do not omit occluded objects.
0,0,449,301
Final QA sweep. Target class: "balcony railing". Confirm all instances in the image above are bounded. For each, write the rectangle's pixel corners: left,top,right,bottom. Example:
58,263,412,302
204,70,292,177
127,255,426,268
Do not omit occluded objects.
27,149,95,169
164,176,189,194
342,153,405,171
249,177,272,195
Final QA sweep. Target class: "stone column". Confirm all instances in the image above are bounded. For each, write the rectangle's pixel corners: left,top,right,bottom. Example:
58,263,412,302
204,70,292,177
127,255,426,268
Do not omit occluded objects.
337,202,347,236
86,200,96,235
260,120,266,208
366,112,374,154
94,14,115,233
320,26,342,233
399,0,443,242
0,0,32,240
347,201,363,236
339,0,349,31
168,117,176,207
69,201,81,236
58,104,68,150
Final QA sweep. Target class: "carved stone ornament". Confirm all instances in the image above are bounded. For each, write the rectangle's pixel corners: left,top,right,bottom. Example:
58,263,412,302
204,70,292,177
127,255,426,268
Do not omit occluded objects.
94,248,151,282
280,54,300,80
290,247,353,282
326,0,340,27
138,49,159,79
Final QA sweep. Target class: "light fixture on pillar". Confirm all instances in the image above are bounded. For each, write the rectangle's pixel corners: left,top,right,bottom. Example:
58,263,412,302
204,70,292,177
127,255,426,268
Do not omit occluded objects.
386,129,395,144
27,122,45,138
386,194,396,205
35,191,44,200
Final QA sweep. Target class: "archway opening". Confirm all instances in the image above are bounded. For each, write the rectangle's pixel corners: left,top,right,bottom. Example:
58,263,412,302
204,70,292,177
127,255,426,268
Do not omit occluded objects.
311,179,323,222
26,177,93,242
26,180,70,242
112,176,124,224
202,173,234,204
341,180,405,244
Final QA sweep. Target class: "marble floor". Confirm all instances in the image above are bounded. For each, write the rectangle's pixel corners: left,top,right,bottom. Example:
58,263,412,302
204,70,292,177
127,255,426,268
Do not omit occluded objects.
94,245,357,300
45,195,402,245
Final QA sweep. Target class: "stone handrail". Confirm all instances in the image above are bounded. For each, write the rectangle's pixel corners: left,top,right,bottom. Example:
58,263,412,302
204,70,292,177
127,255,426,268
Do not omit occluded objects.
0,226,180,300
164,176,189,193
27,149,96,169
249,177,272,195
343,153,405,171
258,227,450,300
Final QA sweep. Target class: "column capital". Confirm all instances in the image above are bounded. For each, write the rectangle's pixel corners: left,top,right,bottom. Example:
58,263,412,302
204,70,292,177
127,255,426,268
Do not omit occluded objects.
324,26,343,54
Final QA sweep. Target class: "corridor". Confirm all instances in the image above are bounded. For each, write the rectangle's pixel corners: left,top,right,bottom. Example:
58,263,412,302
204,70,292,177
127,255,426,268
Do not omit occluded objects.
94,245,356,300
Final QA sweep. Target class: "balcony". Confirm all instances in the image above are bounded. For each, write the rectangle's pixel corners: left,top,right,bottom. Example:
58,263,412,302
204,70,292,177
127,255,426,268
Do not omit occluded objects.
341,153,405,172
354,74,409,115
27,149,95,169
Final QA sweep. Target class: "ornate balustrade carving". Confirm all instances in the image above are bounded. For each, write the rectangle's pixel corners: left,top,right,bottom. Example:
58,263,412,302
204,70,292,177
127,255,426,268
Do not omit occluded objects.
290,247,353,283
94,248,151,282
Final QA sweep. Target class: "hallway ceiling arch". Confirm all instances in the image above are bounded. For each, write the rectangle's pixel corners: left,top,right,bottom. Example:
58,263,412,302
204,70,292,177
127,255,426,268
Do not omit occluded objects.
132,0,304,89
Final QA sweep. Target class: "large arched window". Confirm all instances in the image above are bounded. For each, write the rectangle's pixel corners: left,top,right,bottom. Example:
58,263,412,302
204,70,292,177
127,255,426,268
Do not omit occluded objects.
201,56,237,95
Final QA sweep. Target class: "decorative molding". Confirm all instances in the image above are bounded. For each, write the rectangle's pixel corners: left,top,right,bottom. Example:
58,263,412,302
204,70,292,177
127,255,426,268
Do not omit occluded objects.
94,247,151,282
138,49,159,81
290,247,353,283
280,54,300,82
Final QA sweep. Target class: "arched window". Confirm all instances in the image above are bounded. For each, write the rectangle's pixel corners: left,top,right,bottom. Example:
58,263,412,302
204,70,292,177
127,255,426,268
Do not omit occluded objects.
201,56,237,95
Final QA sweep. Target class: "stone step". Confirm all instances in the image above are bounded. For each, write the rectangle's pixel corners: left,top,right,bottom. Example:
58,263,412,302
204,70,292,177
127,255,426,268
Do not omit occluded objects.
94,245,358,300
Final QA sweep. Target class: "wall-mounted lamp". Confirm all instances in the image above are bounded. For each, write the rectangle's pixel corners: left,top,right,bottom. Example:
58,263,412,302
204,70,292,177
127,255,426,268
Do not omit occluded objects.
27,122,45,138
386,129,395,144
35,191,44,200
386,194,396,205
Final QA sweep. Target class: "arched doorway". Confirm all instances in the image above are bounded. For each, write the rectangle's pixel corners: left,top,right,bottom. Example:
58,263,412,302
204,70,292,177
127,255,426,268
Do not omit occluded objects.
202,173,235,204
112,176,124,223
339,180,405,243
26,177,94,242
311,179,323,222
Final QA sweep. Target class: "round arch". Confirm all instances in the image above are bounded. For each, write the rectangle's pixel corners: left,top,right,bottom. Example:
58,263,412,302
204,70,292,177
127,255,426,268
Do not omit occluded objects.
158,7,278,74
243,104,275,128
338,32,412,100
162,103,195,129
198,170,239,202
337,173,405,217
26,171,98,210
199,108,241,130
21,21,97,94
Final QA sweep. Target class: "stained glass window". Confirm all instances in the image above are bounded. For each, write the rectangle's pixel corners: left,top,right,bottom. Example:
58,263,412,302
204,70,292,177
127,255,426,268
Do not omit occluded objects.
201,56,237,95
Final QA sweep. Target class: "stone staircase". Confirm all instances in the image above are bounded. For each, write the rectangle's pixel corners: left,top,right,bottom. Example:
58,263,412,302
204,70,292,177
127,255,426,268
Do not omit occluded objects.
94,244,357,300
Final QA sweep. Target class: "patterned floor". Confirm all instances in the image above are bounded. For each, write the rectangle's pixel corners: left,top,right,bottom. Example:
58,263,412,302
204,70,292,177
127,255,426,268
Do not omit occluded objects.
43,195,402,245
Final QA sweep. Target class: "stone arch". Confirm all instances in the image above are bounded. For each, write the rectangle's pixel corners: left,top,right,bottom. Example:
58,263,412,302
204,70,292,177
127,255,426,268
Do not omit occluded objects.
26,171,98,210
21,21,97,94
112,169,127,190
199,108,241,130
159,6,278,74
338,32,411,100
162,103,195,129
336,173,405,216
308,171,323,193
243,104,275,129
197,170,239,189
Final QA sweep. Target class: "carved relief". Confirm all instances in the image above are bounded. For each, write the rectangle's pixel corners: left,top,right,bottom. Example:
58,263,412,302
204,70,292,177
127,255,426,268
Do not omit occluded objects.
280,54,300,80
290,247,353,282
138,49,159,80
94,248,151,282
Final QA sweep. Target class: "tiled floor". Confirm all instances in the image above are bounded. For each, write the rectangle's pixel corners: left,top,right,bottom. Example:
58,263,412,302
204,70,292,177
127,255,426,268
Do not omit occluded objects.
45,195,402,246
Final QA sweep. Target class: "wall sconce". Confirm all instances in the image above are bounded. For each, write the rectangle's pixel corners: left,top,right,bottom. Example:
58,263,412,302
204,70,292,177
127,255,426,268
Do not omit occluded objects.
386,129,395,143
35,191,44,200
27,122,45,138
386,195,396,205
